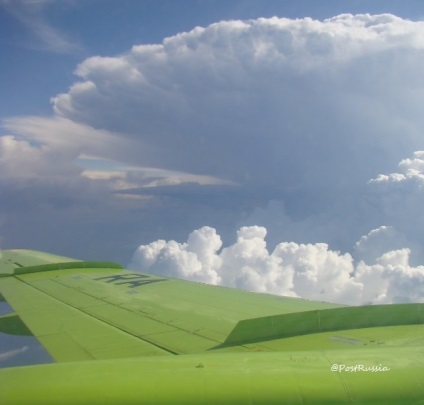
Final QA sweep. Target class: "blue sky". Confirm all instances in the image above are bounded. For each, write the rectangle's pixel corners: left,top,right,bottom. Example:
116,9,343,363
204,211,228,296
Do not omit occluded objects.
1,0,424,307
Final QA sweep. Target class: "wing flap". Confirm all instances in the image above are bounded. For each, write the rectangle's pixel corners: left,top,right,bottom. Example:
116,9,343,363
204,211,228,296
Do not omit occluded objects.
223,303,424,346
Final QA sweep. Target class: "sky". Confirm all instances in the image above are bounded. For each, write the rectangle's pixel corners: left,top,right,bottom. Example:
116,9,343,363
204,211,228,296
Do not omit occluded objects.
1,0,424,308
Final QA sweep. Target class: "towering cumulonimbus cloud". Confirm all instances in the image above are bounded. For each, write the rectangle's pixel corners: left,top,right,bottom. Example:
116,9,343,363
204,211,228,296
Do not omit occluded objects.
50,14,424,190
3,14,424,201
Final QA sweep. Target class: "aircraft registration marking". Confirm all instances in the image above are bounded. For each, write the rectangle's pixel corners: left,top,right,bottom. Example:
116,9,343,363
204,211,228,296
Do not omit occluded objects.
94,273,167,289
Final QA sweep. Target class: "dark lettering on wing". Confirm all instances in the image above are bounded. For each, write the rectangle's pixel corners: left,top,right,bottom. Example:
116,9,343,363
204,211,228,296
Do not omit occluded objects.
94,273,167,288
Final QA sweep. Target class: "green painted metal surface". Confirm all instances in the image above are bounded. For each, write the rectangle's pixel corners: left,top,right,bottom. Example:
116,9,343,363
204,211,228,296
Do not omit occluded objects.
0,313,32,335
0,276,171,360
14,261,123,275
223,303,424,346
1,350,423,404
0,249,79,269
0,249,424,404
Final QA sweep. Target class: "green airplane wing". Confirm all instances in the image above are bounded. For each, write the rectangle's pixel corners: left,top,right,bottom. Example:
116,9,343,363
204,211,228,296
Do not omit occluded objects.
0,249,424,404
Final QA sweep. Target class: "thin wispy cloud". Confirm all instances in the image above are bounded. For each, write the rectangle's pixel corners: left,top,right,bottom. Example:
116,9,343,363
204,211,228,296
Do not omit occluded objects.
0,345,28,362
0,0,81,53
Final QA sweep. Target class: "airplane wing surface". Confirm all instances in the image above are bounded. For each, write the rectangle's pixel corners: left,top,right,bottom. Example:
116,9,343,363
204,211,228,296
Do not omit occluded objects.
0,249,423,404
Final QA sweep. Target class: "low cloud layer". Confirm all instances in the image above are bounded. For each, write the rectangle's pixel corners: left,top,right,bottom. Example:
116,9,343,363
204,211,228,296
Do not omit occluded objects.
129,224,424,305
129,149,424,306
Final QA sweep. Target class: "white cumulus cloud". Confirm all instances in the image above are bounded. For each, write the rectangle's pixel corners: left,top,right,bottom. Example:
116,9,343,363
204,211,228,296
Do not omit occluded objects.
129,224,424,305
130,227,222,284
